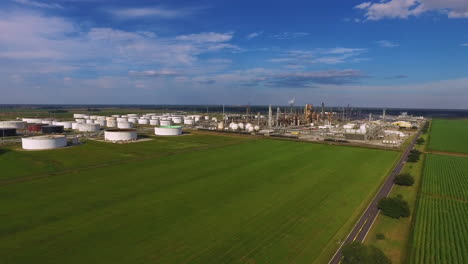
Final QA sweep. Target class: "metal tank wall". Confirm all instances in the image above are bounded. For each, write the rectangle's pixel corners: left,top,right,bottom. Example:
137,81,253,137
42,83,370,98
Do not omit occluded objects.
154,126,182,136
22,136,67,150
104,129,138,141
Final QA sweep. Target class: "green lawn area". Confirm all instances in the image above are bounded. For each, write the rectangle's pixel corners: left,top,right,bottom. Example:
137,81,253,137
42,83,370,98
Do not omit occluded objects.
428,119,468,154
0,134,398,264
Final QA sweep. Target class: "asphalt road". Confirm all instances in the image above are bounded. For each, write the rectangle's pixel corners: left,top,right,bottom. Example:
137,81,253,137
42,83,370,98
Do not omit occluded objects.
329,127,424,264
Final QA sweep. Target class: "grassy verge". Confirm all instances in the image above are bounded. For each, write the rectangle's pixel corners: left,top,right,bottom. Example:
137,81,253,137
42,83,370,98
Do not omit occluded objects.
364,122,429,263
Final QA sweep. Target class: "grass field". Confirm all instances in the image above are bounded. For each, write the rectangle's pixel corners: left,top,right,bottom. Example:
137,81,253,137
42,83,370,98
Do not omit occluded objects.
365,130,428,264
408,154,468,264
428,119,468,154
0,134,398,264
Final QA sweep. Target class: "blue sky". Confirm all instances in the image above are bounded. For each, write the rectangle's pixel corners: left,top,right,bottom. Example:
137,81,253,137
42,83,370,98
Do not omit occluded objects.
0,0,467,108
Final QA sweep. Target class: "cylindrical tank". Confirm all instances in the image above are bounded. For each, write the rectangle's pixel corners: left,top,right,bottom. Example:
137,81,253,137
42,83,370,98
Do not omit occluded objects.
149,119,160,126
97,120,107,127
104,129,138,142
73,114,85,119
217,122,224,130
128,118,138,123
0,121,27,129
184,119,195,125
254,125,260,132
42,125,64,134
78,123,100,132
22,135,67,150
116,117,128,123
75,119,86,124
85,119,94,124
54,121,73,129
128,114,139,117
0,128,17,137
41,120,54,125
107,120,117,128
90,115,98,120
28,123,45,132
22,118,43,124
112,115,120,118
71,123,79,130
155,126,182,136
138,119,149,125
97,116,107,121
160,120,172,126
117,122,133,129
172,116,183,124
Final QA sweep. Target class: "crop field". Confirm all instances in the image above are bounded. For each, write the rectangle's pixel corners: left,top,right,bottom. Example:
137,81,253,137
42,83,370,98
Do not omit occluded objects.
0,134,398,264
428,119,468,154
409,154,468,264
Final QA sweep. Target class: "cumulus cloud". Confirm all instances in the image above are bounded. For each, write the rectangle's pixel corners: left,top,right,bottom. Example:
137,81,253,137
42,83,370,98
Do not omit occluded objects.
376,40,399,48
461,43,468,47
355,0,468,20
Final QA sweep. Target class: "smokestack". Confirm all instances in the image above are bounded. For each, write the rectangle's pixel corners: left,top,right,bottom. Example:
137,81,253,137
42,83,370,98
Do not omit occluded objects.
268,105,272,129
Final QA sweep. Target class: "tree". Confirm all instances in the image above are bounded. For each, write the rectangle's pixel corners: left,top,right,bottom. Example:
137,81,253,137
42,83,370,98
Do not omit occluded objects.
378,196,410,218
407,149,421,163
394,173,415,186
416,138,425,145
342,242,391,264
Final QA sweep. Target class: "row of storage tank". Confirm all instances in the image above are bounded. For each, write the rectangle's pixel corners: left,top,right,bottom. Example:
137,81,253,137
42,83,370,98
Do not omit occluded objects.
19,126,183,150
223,122,261,132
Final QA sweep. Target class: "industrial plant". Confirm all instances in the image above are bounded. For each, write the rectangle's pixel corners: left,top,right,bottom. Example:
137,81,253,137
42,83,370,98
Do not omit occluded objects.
0,103,426,151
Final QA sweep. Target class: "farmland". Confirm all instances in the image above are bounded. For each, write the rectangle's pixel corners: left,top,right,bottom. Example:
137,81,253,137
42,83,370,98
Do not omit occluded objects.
428,119,468,154
0,134,398,264
408,154,468,264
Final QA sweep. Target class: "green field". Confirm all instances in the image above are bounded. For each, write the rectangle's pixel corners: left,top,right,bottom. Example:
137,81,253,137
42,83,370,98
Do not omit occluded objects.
428,119,468,154
408,154,468,264
0,134,398,264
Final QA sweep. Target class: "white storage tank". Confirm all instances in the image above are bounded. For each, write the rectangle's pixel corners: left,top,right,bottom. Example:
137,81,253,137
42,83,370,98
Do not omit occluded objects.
104,129,137,142
73,114,86,119
204,116,209,120
22,118,43,124
247,126,254,132
112,115,120,118
172,116,183,124
238,123,245,130
117,122,133,129
160,119,173,126
184,119,195,125
150,119,160,126
78,123,100,132
128,114,139,117
107,120,117,128
71,122,79,130
231,123,239,131
85,119,94,124
116,117,128,123
254,125,260,132
155,126,182,136
138,119,149,125
0,121,27,129
22,135,67,150
128,118,138,124
54,121,73,129
76,119,86,124
96,120,107,127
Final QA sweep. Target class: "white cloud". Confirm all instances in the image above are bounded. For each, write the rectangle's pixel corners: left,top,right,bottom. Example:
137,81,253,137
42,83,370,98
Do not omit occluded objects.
376,40,399,48
355,0,468,20
461,43,468,47
271,32,309,39
129,70,179,77
246,32,262,39
175,32,233,43
269,47,367,66
12,0,62,9
108,7,194,19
